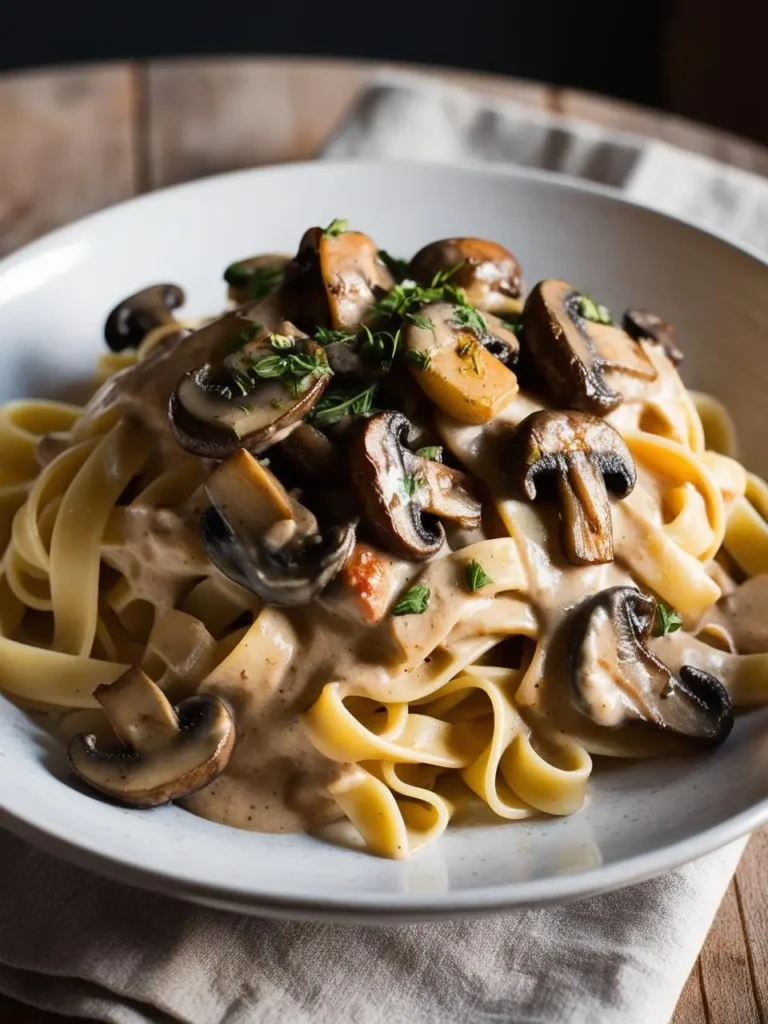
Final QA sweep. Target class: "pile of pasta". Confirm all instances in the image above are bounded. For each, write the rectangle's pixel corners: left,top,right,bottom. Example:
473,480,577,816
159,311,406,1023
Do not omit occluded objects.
1,228,768,859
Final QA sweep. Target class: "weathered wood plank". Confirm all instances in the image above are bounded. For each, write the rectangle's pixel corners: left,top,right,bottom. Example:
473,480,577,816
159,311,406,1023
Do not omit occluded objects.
671,959,707,1024
145,57,552,188
699,878,761,1023
0,64,138,257
735,829,768,1021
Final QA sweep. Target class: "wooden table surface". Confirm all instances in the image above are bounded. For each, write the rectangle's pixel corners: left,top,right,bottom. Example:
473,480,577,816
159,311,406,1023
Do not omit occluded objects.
1,55,767,1024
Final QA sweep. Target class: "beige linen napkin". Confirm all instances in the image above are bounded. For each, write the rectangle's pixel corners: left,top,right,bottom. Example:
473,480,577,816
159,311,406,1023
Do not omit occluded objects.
1,72,766,1024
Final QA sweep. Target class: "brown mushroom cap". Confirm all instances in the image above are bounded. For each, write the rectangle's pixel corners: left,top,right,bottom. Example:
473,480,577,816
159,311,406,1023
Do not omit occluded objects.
68,667,236,807
223,254,290,305
350,410,481,560
201,449,356,605
169,328,331,459
522,280,657,414
623,309,684,366
282,226,394,331
409,237,523,314
505,410,636,565
104,284,186,353
569,587,733,746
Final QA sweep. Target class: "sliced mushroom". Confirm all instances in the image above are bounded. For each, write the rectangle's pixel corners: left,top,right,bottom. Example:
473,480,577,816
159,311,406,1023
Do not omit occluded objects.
403,302,519,424
505,411,636,565
623,309,684,366
277,422,342,481
349,410,481,560
409,237,523,315
569,587,733,746
169,326,331,459
223,254,290,305
68,667,236,807
104,284,186,353
523,280,657,414
201,449,356,605
283,226,393,331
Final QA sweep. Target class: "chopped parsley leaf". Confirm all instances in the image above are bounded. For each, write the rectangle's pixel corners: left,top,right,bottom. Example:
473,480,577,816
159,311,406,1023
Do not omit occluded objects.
323,218,349,237
392,585,431,616
378,249,410,279
415,446,443,462
654,602,683,636
466,559,494,591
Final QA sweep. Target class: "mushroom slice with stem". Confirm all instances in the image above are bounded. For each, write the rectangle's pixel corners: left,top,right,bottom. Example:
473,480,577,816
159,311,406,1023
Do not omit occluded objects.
569,587,733,746
68,667,236,807
523,280,657,414
201,449,356,605
104,284,187,353
223,254,290,305
403,302,519,424
623,309,684,366
169,325,332,459
350,410,481,560
409,237,524,315
505,410,636,565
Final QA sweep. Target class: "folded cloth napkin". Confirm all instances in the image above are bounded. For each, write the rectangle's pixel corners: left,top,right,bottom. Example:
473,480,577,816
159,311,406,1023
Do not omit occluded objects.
2,73,767,1024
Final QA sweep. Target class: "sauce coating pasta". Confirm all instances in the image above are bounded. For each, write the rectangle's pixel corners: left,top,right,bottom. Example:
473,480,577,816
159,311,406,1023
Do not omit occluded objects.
1,225,767,859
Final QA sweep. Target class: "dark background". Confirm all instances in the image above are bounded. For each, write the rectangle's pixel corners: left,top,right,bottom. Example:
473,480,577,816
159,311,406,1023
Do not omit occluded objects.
0,0,766,146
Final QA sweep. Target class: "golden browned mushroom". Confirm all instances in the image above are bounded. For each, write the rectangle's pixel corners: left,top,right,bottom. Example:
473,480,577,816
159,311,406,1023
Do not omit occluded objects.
283,224,394,331
169,324,332,459
623,309,683,366
104,284,186,353
68,667,236,807
505,410,636,565
201,449,356,605
350,411,481,560
403,302,519,424
523,280,657,414
409,237,523,314
570,587,733,745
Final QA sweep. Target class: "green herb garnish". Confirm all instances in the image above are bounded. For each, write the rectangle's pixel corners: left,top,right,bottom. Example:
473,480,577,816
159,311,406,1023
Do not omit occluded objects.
392,585,431,616
308,384,378,428
406,349,432,371
378,249,410,278
654,602,683,636
453,304,488,337
315,326,356,344
402,474,420,497
415,446,443,462
250,351,331,382
323,218,349,237
223,263,283,301
466,560,494,592
407,312,436,334
579,295,613,325
457,340,474,357
361,326,400,370
269,333,294,350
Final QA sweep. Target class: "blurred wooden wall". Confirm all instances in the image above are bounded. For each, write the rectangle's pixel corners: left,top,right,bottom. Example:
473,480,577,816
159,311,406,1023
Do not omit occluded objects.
663,0,768,146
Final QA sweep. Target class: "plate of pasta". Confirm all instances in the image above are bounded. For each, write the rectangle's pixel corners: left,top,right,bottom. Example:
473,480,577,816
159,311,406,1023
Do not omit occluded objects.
0,159,767,919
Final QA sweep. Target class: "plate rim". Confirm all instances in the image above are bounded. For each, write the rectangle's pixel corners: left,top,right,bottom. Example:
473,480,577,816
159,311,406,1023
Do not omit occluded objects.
1,156,766,919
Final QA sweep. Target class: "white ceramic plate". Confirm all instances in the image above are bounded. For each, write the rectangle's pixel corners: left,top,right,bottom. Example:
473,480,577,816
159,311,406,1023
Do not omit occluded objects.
1,160,767,921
